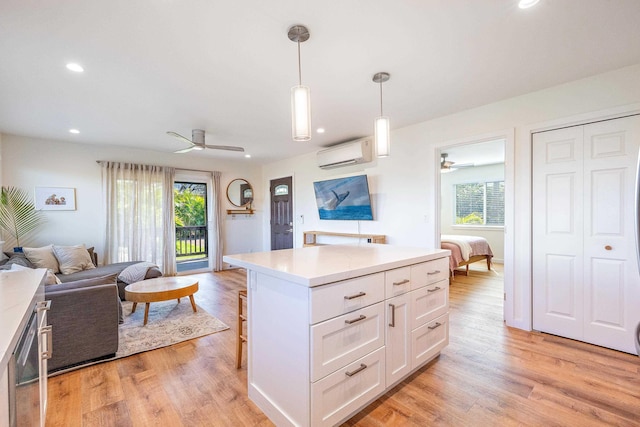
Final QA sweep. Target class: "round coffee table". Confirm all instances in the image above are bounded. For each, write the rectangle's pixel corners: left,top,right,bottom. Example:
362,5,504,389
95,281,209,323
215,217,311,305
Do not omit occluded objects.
124,276,199,325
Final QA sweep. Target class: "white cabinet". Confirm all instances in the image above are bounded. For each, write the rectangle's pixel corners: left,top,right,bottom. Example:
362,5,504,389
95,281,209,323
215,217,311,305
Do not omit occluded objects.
311,347,386,427
386,262,449,387
412,313,449,369
385,292,412,386
226,246,450,427
311,302,385,382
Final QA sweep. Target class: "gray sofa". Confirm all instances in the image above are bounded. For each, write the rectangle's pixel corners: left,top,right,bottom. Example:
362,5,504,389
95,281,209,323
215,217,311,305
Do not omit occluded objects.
1,249,163,372
46,273,121,372
48,258,162,372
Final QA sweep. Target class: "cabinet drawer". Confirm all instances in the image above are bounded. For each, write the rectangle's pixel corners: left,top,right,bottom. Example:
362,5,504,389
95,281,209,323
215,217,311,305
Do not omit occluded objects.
411,280,449,329
411,313,449,369
311,347,386,427
311,302,385,382
310,273,385,324
410,258,449,290
385,266,412,298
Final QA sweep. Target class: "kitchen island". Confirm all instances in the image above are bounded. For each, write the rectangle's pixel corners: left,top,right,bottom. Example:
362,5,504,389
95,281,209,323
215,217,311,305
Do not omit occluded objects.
224,244,450,427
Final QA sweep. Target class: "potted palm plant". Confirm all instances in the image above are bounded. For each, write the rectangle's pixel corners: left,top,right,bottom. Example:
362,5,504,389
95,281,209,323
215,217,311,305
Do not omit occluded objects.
0,186,45,251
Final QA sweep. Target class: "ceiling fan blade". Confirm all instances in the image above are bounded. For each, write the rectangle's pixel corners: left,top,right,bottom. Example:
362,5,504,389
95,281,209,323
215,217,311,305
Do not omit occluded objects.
204,144,245,152
174,146,196,154
451,162,475,169
166,131,195,146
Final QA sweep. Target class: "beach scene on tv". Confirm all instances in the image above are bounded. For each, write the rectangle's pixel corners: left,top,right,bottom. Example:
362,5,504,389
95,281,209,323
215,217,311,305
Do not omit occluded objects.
313,175,373,220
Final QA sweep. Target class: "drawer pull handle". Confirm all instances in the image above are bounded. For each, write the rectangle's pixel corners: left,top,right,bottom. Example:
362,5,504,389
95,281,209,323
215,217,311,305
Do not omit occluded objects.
428,322,442,330
427,286,442,293
40,325,53,360
345,363,368,377
344,291,366,300
345,314,367,325
427,270,441,275
389,303,396,327
393,279,410,286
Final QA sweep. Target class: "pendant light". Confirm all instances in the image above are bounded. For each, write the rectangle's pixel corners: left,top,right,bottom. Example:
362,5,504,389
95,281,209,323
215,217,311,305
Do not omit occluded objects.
288,25,311,141
372,72,390,157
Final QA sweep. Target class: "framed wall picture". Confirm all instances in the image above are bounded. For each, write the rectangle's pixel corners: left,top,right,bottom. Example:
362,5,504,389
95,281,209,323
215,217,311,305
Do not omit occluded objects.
35,187,76,210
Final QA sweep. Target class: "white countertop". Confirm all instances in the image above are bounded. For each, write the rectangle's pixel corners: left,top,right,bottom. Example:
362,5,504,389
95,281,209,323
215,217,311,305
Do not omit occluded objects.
0,268,46,369
224,244,450,287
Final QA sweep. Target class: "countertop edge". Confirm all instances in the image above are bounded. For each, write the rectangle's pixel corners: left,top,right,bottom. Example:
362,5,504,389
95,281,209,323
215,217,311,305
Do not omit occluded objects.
224,246,451,287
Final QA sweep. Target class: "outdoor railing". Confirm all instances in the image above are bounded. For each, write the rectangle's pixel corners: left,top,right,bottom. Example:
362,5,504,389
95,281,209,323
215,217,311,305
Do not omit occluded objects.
176,225,208,257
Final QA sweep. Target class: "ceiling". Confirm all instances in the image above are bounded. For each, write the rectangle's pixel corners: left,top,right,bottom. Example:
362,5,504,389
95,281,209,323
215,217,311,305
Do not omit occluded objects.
442,139,505,169
1,1,640,164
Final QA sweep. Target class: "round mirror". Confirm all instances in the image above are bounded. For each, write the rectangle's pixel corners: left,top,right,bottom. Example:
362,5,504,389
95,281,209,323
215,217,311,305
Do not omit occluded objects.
226,178,253,207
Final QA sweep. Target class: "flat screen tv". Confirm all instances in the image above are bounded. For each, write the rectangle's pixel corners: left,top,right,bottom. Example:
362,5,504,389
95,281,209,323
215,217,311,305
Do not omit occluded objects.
313,174,373,220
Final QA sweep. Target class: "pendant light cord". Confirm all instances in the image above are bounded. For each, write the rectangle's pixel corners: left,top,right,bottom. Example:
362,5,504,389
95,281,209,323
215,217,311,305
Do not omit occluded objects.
297,39,302,86
379,81,384,116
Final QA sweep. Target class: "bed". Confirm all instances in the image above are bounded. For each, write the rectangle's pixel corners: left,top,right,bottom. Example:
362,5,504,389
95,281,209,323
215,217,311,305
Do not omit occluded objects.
440,234,493,277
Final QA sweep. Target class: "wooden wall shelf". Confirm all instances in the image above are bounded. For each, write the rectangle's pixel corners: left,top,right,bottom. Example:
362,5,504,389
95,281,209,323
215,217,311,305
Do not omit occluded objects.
227,209,254,215
303,231,386,247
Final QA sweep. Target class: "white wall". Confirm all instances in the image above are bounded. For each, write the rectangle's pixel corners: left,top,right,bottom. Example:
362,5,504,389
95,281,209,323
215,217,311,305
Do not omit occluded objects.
441,163,505,262
0,134,263,263
261,62,640,330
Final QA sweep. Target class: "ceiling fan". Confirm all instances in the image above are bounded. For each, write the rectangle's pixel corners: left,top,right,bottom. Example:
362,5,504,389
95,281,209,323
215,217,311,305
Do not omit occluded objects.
167,129,244,154
441,152,474,172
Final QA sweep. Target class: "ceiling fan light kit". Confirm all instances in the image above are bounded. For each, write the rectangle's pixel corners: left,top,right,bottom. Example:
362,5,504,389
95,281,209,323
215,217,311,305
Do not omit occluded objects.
288,25,312,142
440,152,456,173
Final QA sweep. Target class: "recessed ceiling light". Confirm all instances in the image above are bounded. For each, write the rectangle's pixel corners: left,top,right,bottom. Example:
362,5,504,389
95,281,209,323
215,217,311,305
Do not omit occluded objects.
244,154,251,158
69,129,80,134
316,128,325,134
66,63,84,73
518,0,540,9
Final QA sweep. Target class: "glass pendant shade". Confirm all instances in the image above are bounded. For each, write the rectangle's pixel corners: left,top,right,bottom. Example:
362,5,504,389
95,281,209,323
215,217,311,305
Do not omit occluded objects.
291,85,311,141
374,116,390,157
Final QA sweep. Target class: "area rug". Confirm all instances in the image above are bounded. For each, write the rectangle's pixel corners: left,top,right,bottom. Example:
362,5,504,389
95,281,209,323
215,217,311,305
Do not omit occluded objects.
117,300,229,358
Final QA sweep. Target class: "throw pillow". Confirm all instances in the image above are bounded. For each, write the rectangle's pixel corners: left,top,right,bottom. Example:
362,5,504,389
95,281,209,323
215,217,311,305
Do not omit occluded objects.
9,263,60,285
86,246,97,267
23,245,60,273
0,254,36,269
53,244,97,275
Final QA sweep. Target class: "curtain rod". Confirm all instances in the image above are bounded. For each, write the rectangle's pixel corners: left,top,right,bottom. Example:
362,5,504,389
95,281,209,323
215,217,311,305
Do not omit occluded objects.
95,160,219,175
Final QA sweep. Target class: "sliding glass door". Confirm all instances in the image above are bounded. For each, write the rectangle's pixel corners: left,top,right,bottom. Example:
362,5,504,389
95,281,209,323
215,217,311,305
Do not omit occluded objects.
174,171,213,273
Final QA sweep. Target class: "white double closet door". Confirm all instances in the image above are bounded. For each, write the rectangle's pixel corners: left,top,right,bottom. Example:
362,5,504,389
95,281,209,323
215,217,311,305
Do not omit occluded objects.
532,115,640,354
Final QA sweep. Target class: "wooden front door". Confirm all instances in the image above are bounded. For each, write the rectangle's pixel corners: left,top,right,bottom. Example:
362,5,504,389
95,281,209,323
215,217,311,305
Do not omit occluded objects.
270,176,294,250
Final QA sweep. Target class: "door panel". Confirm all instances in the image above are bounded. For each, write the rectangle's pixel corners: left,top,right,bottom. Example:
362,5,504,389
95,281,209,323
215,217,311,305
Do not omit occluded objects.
270,176,294,250
589,258,625,327
583,116,640,354
545,254,578,319
590,169,624,235
533,127,584,339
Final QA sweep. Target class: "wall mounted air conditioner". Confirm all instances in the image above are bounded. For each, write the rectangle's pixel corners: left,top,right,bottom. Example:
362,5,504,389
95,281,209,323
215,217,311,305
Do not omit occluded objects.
316,138,373,169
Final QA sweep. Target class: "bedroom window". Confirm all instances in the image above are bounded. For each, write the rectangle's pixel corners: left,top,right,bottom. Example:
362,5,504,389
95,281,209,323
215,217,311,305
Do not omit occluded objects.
454,181,504,226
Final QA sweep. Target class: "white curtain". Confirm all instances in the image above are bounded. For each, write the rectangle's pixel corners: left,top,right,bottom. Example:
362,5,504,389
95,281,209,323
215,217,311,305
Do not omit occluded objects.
212,171,224,271
101,161,176,276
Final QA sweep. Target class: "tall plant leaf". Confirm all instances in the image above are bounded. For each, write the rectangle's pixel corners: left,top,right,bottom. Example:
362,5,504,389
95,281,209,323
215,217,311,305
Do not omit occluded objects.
0,186,45,247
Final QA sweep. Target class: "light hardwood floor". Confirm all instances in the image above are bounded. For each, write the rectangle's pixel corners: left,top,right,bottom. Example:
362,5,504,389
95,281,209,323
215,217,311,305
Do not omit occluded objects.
47,264,640,426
